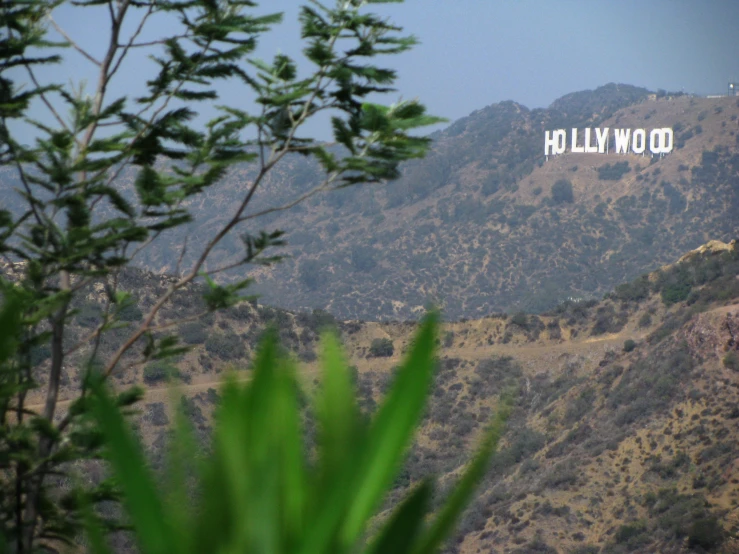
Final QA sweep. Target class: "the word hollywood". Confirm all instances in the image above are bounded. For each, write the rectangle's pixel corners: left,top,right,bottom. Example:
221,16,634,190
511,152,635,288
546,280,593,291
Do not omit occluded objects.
544,128,674,157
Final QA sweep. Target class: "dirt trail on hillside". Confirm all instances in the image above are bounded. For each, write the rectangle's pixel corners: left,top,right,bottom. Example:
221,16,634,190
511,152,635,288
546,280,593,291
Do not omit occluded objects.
25,374,252,413
26,363,324,414
26,301,738,414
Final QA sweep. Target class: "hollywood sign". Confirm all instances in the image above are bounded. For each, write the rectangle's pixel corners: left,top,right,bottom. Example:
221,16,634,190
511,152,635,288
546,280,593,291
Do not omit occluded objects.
544,128,674,157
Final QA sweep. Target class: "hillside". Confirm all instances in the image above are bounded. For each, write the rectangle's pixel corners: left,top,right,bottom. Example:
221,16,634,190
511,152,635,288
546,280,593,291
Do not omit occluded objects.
107,85,739,320
16,239,739,553
3,84,737,321
245,90,739,320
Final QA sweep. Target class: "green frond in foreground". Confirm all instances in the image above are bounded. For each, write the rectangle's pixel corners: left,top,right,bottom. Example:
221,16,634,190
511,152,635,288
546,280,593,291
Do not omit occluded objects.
87,313,511,554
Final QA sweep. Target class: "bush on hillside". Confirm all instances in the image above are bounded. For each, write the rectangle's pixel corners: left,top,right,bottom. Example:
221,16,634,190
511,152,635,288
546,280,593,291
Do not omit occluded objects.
143,360,178,384
369,337,394,357
118,300,143,322
297,309,337,333
614,521,650,549
551,179,574,204
76,301,103,328
298,259,322,290
612,275,651,303
350,245,377,272
179,321,208,344
723,351,739,371
638,313,652,328
688,518,725,550
597,161,630,181
205,332,246,360
510,311,528,328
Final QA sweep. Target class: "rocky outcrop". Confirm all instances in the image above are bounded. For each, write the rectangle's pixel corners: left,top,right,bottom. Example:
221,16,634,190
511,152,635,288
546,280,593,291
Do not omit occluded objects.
682,308,739,361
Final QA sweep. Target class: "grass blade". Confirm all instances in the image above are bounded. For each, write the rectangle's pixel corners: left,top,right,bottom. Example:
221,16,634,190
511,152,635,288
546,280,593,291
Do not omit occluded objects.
316,331,362,487
364,480,432,554
164,389,201,554
412,397,512,554
340,312,438,545
274,356,307,551
90,378,174,554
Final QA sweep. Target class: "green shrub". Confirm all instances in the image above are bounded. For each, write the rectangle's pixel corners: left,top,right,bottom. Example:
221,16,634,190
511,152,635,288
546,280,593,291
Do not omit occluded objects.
613,276,651,303
542,459,579,489
597,161,630,181
298,349,317,363
143,360,178,384
481,174,500,196
442,331,454,348
687,517,724,550
118,299,143,322
299,259,322,290
87,315,513,554
490,427,545,473
551,179,574,204
638,313,652,328
661,281,691,305
205,332,246,360
614,521,649,548
564,388,596,424
623,339,637,352
591,305,627,336
723,351,739,371
369,337,394,357
510,311,528,328
297,309,337,333
350,245,377,272
179,321,208,345
76,301,103,328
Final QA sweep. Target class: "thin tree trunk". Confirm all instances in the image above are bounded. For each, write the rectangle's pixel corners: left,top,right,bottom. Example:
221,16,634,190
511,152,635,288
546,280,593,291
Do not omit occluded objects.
21,270,70,551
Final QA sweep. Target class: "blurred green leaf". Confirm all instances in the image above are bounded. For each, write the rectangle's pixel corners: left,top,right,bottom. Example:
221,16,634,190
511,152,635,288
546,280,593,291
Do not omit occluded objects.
86,312,506,554
89,377,175,554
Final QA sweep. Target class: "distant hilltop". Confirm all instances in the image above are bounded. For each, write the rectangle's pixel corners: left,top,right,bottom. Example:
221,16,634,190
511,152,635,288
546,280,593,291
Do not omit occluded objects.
2,83,738,320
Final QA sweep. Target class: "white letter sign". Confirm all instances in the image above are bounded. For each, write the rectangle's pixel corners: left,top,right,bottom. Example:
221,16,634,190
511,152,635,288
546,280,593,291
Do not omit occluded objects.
544,129,566,156
571,128,584,153
543,127,673,158
584,128,598,153
632,129,646,154
595,128,609,153
649,128,674,154
613,129,630,154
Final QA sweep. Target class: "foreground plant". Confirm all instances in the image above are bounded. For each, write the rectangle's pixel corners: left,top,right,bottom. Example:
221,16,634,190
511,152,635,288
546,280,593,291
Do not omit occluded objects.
0,0,443,549
85,314,510,554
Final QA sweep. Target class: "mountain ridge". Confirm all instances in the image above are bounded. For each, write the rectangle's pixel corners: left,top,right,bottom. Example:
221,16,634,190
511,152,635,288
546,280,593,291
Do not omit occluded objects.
1,83,737,324
10,237,737,553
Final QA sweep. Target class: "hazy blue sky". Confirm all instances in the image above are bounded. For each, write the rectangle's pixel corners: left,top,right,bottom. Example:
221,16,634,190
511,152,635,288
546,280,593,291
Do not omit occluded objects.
16,0,739,141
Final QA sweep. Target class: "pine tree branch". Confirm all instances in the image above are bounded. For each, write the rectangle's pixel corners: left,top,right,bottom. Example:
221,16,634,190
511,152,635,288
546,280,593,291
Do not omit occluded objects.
47,15,101,66
107,3,154,83
22,64,72,137
80,0,130,155
238,172,339,223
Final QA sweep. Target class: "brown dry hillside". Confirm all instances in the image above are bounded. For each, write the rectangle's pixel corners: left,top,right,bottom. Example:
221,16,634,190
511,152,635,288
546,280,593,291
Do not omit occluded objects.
244,92,739,321
2,85,737,321
15,239,739,553
134,88,739,319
